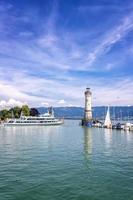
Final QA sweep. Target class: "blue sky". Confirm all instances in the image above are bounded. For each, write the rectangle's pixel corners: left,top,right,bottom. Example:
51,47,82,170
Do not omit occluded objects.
0,0,133,108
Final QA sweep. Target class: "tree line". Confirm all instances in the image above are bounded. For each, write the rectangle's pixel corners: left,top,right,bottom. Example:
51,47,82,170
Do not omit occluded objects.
0,105,39,120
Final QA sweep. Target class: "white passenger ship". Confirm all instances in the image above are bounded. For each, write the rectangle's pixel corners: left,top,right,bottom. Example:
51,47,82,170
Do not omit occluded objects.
4,108,64,126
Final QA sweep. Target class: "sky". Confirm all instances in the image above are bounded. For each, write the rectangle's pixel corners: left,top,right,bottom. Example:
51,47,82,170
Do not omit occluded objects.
0,0,133,108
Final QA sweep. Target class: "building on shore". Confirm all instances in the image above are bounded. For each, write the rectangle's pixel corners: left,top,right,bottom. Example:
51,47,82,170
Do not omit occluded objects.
81,88,93,127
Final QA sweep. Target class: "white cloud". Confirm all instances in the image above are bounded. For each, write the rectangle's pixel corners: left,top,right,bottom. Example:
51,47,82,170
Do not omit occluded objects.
41,102,49,106
87,14,133,66
58,99,66,104
0,98,27,109
0,67,133,107
77,5,124,12
0,2,133,108
0,100,6,107
38,34,58,48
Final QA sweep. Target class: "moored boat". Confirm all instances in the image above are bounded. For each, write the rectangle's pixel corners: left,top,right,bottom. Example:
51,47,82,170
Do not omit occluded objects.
4,107,64,126
130,125,133,131
124,122,131,131
115,123,124,130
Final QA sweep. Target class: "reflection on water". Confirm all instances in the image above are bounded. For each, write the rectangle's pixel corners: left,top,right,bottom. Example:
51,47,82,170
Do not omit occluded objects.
104,128,112,148
125,130,132,142
0,121,133,200
0,126,62,157
83,127,92,160
2,126,59,135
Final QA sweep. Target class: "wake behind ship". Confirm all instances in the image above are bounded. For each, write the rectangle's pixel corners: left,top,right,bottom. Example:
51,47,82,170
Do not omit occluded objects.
4,107,64,126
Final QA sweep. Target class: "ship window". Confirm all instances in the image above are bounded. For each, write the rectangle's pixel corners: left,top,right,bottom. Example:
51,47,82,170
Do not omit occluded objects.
9,120,13,123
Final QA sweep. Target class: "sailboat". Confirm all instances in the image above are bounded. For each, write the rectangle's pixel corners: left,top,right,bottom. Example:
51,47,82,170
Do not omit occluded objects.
104,106,112,129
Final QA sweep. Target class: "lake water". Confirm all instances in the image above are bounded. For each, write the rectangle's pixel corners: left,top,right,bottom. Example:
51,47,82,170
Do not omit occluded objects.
0,120,133,200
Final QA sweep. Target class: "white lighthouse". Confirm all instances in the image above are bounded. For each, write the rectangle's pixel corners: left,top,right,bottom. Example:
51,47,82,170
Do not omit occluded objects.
84,88,92,121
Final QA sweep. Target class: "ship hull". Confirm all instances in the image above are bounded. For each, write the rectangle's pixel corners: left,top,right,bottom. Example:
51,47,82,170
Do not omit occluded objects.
4,121,64,126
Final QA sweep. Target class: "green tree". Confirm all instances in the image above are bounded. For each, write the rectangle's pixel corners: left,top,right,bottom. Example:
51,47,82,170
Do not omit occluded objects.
13,106,21,118
9,108,15,118
0,109,11,120
30,108,39,116
0,105,30,120
21,105,30,116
